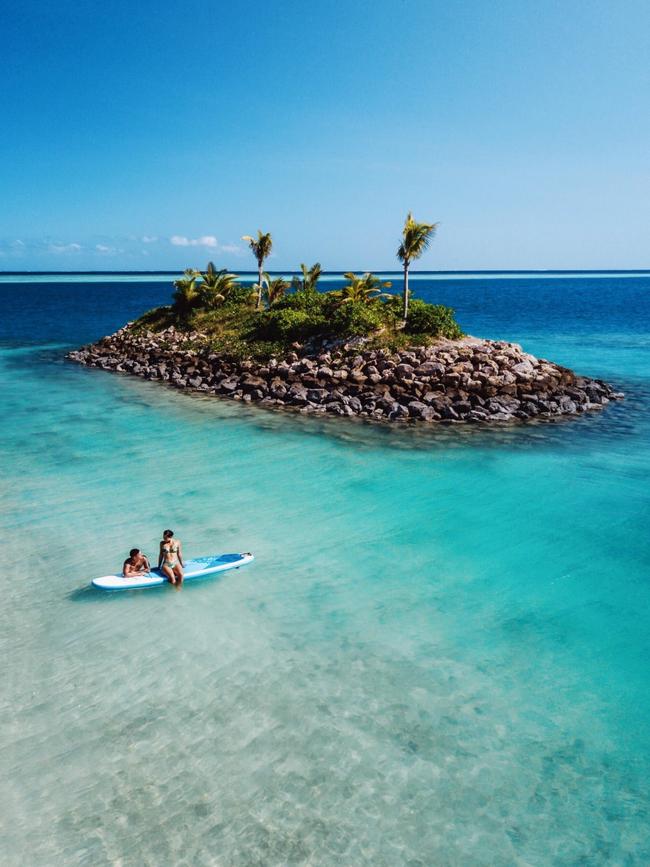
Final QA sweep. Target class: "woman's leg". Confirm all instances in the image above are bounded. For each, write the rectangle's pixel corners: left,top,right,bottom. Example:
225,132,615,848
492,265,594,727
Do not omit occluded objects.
161,564,176,585
173,563,184,585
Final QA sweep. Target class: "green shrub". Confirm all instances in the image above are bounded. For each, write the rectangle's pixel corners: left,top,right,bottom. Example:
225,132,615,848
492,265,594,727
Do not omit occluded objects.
223,283,256,307
253,307,327,342
276,287,327,315
329,301,386,337
406,299,464,339
253,296,389,343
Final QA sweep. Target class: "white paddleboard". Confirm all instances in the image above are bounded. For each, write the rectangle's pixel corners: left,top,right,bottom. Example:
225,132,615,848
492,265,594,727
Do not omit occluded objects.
91,553,254,590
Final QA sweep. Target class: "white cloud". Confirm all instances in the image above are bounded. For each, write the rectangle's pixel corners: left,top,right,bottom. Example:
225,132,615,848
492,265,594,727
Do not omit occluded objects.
49,242,82,253
170,234,218,248
0,239,26,255
220,243,243,254
96,244,114,253
141,235,158,243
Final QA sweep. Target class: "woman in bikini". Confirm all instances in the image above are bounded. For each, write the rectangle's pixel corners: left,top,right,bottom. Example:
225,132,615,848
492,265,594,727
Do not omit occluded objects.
158,529,184,585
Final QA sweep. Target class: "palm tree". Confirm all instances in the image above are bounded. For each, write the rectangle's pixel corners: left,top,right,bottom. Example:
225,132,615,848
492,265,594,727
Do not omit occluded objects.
172,268,201,315
291,262,322,294
242,230,273,309
262,274,290,306
196,262,239,308
397,212,438,323
336,272,392,305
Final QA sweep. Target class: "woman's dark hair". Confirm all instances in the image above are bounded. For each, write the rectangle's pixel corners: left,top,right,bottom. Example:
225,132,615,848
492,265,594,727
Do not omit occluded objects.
163,529,174,538
129,548,140,557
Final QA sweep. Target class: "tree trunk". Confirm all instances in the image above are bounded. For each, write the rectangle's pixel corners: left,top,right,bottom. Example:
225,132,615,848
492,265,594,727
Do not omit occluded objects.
402,262,409,323
256,261,264,309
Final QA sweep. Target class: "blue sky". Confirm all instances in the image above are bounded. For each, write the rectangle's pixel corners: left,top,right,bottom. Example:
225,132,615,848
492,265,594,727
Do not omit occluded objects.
1,0,648,271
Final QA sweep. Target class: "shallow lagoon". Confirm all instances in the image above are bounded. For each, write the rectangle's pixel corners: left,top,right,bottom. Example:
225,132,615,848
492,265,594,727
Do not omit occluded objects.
1,274,649,865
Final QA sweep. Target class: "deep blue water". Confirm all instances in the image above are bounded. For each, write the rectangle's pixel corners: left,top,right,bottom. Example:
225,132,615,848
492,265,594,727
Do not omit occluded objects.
1,273,649,865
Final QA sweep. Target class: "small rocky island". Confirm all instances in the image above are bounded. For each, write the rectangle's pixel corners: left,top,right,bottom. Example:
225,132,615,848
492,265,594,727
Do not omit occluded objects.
69,320,622,426
69,249,623,424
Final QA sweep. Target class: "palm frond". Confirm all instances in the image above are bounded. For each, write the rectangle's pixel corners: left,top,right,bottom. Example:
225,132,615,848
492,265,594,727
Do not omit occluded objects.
242,230,273,266
264,275,289,306
396,213,438,265
294,262,322,293
172,268,202,314
196,267,240,308
337,272,392,305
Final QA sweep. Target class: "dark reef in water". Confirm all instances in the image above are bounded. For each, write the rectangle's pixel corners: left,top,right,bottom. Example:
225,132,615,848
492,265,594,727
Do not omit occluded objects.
68,325,623,424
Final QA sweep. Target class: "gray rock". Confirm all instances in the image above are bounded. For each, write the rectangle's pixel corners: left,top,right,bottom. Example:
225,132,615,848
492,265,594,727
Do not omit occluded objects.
288,384,308,403
394,363,415,379
306,388,328,403
407,400,428,418
442,405,459,420
453,400,472,416
348,396,363,413
415,361,445,377
559,395,577,413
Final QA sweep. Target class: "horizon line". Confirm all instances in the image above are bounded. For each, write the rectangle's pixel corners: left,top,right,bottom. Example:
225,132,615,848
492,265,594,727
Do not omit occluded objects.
1,268,649,276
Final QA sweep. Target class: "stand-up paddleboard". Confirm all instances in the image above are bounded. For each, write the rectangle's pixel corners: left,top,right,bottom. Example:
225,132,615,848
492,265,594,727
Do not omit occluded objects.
91,553,254,591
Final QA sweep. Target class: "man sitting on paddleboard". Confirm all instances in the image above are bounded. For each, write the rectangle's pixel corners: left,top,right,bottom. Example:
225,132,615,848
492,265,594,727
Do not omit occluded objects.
123,549,151,577
159,529,185,586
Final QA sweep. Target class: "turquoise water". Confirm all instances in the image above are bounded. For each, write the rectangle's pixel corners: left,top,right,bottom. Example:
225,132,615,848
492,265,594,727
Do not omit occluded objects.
1,275,649,865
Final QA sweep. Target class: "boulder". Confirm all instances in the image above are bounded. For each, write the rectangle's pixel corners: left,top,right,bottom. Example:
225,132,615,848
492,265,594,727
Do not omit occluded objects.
394,363,415,380
348,396,363,413
288,384,308,403
307,388,328,403
415,361,445,377
388,404,410,420
452,400,472,416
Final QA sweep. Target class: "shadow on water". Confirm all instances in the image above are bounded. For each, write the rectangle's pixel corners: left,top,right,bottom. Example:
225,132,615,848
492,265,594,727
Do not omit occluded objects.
79,354,646,451
203,383,648,456
67,585,97,601
85,367,650,454
68,582,169,602
67,574,231,602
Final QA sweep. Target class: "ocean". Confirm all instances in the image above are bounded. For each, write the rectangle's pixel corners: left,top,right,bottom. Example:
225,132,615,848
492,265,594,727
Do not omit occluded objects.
1,272,648,865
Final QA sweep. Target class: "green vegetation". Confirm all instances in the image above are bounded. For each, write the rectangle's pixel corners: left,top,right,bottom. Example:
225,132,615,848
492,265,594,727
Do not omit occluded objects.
336,272,393,304
291,262,322,293
133,217,462,357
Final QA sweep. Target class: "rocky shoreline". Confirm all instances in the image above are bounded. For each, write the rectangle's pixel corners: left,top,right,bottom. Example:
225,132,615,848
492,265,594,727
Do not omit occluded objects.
68,325,623,424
